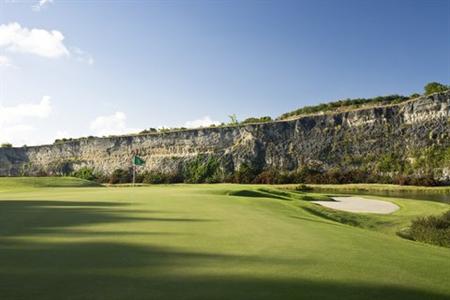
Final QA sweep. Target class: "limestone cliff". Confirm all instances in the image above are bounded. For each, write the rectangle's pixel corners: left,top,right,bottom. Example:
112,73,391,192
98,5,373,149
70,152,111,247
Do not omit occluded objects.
0,91,449,181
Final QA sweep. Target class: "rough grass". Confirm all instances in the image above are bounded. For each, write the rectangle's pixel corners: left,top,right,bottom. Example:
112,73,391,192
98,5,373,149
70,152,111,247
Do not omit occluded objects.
0,178,449,300
285,183,450,193
400,210,450,247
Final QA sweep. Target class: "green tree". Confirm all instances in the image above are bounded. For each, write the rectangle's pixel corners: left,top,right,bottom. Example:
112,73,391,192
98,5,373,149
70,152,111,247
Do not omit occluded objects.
228,114,238,125
424,82,449,95
1,143,12,148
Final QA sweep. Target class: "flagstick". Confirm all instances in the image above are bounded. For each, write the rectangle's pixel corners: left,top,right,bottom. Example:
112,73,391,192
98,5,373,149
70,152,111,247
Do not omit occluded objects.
132,164,136,187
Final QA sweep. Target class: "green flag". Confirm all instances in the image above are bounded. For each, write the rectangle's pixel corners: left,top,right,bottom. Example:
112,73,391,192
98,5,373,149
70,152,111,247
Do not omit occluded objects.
132,155,145,166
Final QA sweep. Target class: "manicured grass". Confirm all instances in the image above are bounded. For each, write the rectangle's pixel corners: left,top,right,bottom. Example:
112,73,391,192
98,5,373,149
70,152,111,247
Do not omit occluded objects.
290,183,450,193
0,176,100,191
0,179,449,299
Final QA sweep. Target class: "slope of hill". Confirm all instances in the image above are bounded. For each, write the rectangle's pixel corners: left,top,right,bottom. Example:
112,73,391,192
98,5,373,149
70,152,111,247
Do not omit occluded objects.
0,91,449,184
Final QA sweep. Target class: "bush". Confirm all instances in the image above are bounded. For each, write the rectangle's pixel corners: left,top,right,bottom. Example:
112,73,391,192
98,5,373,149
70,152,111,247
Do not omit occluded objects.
393,174,439,187
404,211,450,247
234,163,259,184
142,171,166,184
295,184,313,191
1,143,12,148
278,94,409,120
183,155,222,183
109,169,132,184
241,116,272,124
424,82,449,95
253,169,281,184
140,128,158,134
72,167,97,181
141,171,183,184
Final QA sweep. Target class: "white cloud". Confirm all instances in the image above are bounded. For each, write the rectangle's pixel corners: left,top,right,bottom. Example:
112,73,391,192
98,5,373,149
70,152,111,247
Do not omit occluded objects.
0,96,52,125
0,55,14,67
32,0,53,12
0,96,53,145
184,116,220,128
72,47,94,65
0,22,69,58
90,112,140,136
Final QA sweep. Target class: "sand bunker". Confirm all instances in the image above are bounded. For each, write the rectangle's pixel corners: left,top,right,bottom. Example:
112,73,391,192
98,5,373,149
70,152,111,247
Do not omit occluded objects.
312,196,399,214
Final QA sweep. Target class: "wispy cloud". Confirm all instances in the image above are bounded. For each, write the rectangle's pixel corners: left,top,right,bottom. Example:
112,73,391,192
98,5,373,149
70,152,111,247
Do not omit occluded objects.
184,116,220,128
90,112,140,136
32,0,53,12
71,47,94,65
0,22,69,58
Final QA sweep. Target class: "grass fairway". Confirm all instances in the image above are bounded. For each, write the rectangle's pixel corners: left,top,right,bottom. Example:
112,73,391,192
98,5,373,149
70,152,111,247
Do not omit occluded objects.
0,178,449,299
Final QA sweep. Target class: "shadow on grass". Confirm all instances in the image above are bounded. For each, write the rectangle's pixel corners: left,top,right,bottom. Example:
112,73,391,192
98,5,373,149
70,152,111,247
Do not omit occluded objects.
228,189,288,200
0,200,213,237
0,199,447,300
0,241,447,300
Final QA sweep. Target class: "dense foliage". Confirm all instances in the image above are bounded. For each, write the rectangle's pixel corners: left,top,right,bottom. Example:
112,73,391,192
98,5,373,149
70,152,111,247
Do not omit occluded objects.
241,116,272,124
278,94,410,120
278,82,448,120
403,211,450,248
183,155,222,183
72,167,97,181
424,82,449,95
109,169,132,184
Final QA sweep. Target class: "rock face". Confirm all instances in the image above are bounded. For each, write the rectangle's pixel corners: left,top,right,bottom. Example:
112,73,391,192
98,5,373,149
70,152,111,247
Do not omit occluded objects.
0,92,449,179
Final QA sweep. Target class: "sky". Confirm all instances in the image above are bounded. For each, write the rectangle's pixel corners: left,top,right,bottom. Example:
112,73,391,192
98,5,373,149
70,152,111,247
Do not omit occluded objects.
0,0,449,146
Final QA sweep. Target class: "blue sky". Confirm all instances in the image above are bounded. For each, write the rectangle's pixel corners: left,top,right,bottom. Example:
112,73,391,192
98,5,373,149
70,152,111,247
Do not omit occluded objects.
0,0,449,146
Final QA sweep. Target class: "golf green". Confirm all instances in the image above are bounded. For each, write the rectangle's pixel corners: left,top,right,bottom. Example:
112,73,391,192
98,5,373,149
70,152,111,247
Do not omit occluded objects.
0,178,449,300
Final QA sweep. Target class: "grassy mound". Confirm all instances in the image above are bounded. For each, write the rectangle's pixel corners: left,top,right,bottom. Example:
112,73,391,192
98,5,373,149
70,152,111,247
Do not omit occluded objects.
0,177,100,190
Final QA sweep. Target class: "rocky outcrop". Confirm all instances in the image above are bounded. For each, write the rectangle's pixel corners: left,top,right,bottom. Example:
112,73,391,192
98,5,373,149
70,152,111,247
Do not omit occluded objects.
0,92,449,179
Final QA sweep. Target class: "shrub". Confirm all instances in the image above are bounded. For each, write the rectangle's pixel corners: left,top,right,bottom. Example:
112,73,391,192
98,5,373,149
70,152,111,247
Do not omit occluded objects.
404,211,450,247
278,94,409,120
1,143,12,148
393,174,439,187
72,167,97,181
424,82,449,95
183,156,222,183
228,114,239,125
234,163,259,183
109,169,132,184
295,184,313,191
54,138,74,144
142,171,166,184
376,153,404,173
241,116,272,124
140,128,158,134
142,171,183,184
253,169,281,184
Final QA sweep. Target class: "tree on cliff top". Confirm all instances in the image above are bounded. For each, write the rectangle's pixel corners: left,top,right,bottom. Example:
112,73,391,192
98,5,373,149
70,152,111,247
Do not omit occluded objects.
424,82,449,95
